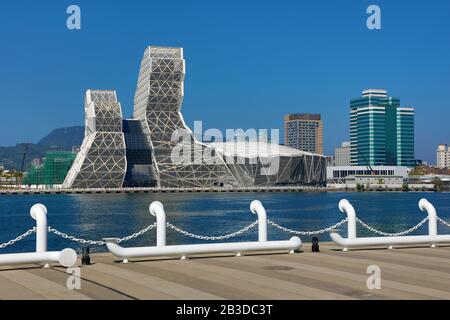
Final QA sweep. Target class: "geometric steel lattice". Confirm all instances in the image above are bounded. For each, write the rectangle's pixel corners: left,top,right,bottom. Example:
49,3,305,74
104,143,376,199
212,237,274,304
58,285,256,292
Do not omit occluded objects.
133,46,239,188
63,90,127,189
210,142,326,187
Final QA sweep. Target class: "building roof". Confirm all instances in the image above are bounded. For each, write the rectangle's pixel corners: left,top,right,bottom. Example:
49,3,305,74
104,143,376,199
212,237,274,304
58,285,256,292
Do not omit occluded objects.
284,113,321,121
208,141,319,158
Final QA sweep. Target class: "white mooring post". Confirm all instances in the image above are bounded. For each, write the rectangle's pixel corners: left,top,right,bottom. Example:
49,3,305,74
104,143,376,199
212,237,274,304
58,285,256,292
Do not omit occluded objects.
150,201,166,247
330,199,450,251
0,204,77,268
104,201,302,263
338,199,356,252
250,200,268,242
30,204,48,253
419,198,438,247
339,199,357,239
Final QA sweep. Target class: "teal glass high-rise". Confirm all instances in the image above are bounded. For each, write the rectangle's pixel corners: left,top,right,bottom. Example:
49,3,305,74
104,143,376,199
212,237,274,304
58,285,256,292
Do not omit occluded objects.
350,90,415,167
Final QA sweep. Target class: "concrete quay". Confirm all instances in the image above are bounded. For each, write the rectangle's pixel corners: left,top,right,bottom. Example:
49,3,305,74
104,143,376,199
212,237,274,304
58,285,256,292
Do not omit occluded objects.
1,243,449,300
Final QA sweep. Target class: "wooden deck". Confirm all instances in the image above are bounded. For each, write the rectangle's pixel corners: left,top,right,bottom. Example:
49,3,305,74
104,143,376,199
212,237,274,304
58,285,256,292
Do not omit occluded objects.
0,243,449,300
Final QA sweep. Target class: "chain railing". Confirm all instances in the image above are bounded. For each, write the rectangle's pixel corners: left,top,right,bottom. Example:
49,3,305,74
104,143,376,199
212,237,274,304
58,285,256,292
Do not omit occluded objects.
267,218,349,236
48,223,157,246
3,215,450,251
0,227,37,249
167,221,259,241
437,216,450,228
356,217,429,237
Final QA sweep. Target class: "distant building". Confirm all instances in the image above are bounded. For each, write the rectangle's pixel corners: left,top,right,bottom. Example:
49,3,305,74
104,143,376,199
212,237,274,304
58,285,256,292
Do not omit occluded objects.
327,165,408,182
284,113,323,154
326,156,334,166
334,141,351,166
23,152,77,187
437,144,450,169
61,46,327,189
350,89,415,167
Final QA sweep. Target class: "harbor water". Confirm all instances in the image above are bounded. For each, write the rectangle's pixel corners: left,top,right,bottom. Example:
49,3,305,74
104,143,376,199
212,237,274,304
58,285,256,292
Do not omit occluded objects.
1,192,450,254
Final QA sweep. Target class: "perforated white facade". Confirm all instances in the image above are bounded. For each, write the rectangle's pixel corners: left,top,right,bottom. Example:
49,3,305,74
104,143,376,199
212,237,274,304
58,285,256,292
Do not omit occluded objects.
133,46,238,188
63,90,127,188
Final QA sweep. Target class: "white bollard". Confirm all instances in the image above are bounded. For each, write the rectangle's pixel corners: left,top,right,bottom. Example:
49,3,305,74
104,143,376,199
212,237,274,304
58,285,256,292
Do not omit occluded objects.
250,200,268,242
419,199,438,247
150,201,166,247
419,199,437,236
30,204,47,253
339,199,357,239
0,204,77,268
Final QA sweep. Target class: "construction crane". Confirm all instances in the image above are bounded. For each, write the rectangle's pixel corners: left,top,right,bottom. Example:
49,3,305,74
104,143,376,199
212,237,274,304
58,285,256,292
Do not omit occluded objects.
358,150,375,175
18,143,30,187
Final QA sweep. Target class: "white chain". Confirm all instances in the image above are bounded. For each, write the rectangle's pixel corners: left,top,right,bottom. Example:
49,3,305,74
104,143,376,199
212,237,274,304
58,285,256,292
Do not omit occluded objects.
48,223,156,246
0,227,37,249
356,217,429,237
116,223,157,243
437,216,450,228
167,221,259,241
7,215,445,249
267,218,349,236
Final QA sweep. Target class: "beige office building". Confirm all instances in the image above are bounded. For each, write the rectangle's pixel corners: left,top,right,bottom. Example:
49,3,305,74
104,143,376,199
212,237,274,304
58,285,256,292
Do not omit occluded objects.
284,114,323,155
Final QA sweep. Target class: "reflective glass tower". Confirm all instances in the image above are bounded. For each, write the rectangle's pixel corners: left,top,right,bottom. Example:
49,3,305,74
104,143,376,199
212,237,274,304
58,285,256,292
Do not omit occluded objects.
350,89,415,167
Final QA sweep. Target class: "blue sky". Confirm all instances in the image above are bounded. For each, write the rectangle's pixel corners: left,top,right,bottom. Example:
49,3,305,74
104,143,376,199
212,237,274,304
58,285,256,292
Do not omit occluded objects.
0,0,449,163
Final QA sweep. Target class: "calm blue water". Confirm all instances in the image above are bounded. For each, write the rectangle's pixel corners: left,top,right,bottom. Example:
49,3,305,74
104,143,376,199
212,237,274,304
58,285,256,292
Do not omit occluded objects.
1,192,449,254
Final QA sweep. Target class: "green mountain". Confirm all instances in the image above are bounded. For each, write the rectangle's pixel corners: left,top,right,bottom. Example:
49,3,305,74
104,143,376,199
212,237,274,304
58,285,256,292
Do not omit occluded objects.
37,126,84,149
0,126,84,171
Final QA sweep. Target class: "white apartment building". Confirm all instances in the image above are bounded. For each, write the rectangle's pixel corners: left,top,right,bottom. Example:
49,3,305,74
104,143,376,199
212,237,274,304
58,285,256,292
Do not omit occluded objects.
437,144,450,169
334,141,351,166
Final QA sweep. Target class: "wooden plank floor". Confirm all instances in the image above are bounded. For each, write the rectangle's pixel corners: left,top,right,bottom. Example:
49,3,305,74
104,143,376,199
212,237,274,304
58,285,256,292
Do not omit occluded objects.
0,243,449,300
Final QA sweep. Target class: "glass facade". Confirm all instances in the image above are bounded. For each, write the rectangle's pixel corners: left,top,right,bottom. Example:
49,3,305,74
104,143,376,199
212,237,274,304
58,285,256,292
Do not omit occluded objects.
122,120,157,187
350,90,415,167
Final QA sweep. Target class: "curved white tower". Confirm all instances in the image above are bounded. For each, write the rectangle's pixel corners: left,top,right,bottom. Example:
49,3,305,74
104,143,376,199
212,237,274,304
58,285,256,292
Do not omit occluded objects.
133,46,238,188
63,90,127,189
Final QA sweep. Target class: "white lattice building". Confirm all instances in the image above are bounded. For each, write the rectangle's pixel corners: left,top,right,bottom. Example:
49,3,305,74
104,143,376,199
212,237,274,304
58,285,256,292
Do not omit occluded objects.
63,90,127,189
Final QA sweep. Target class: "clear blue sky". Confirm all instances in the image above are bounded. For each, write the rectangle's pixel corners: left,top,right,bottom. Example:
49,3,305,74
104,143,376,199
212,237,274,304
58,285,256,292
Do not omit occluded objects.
0,0,449,163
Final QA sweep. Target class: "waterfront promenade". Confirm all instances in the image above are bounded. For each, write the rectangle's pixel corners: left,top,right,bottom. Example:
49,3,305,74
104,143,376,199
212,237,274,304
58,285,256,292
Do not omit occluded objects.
0,185,428,195
1,243,449,300
0,186,319,195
